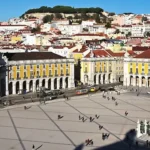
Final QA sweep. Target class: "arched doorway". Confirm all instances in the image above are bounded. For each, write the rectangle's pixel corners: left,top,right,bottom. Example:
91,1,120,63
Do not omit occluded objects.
84,75,88,84
136,76,139,86
142,76,145,86
0,78,5,96
103,74,105,84
108,74,111,83
36,80,39,91
16,81,19,94
130,76,133,86
48,79,51,89
94,75,96,84
99,74,101,84
29,80,33,91
60,78,63,89
65,77,68,88
42,79,45,87
148,77,150,87
9,82,12,95
23,81,26,94
54,78,57,89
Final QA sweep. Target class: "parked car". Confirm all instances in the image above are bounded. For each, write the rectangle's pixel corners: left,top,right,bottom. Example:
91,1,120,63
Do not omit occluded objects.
45,93,57,100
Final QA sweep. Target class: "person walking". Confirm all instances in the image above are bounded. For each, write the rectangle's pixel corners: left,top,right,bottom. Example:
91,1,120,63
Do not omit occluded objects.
32,144,35,150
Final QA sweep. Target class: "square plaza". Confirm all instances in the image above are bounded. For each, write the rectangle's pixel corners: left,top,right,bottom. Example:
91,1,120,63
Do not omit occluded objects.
0,92,150,150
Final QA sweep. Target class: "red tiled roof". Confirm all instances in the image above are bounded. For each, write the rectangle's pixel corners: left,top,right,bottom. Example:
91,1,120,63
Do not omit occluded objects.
132,46,150,51
106,50,124,57
85,50,110,58
73,45,88,53
73,33,106,36
134,50,150,58
4,52,65,61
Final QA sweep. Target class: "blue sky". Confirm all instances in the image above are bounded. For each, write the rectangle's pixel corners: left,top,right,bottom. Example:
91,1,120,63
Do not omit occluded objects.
1,0,150,21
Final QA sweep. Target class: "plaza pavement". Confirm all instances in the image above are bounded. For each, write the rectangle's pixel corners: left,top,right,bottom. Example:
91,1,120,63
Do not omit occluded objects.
0,91,150,150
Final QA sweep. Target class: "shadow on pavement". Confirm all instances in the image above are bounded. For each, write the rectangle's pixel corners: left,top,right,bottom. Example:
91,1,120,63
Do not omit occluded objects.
74,129,150,150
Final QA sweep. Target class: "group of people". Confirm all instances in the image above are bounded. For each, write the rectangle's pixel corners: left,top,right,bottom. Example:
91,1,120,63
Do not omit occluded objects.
58,115,64,120
146,140,150,147
85,139,93,146
78,114,100,123
103,92,119,107
102,133,110,140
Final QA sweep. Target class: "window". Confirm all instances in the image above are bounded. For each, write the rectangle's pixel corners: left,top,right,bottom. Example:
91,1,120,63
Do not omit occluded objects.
49,70,51,75
37,65,39,68
9,73,12,79
66,69,68,74
55,70,57,75
66,63,68,67
43,71,45,76
85,67,87,73
17,72,19,79
24,72,26,78
55,64,57,67
17,65,19,70
37,71,39,76
30,71,33,77
130,68,132,73
61,64,63,67
136,68,138,74
61,70,63,75
142,68,144,72
24,66,26,69
31,65,33,69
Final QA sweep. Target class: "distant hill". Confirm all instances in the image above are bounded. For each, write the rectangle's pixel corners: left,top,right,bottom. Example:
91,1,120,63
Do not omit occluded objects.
20,5,113,23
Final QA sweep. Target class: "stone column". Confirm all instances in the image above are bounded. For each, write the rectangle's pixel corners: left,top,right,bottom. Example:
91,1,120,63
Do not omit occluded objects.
51,78,54,90
132,76,136,86
19,81,23,94
26,80,29,92
144,120,147,134
33,80,36,92
105,73,108,84
63,78,66,89
145,77,148,87
96,74,99,85
39,80,42,88
139,76,142,87
88,61,94,85
5,73,9,96
12,81,16,95
137,119,142,138
45,79,48,89
57,78,60,89
101,74,103,84
69,63,75,88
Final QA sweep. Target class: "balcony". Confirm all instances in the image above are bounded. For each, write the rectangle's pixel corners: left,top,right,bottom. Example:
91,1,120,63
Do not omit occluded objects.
49,75,53,77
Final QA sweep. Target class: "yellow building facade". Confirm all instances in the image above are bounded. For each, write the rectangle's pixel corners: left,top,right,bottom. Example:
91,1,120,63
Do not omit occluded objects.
81,56,124,85
124,57,150,87
3,52,75,95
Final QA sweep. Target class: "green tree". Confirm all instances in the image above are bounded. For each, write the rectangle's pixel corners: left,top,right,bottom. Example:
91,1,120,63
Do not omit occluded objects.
142,16,148,22
109,12,115,16
126,32,132,38
55,13,63,19
31,26,41,33
146,32,150,37
43,15,53,23
76,19,82,24
105,22,111,29
74,14,80,19
115,29,120,34
95,14,100,23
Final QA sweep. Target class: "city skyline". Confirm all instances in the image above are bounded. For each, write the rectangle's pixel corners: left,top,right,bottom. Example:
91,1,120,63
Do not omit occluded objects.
1,0,150,21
